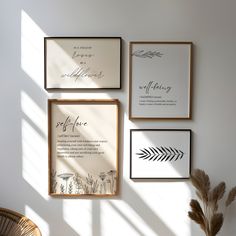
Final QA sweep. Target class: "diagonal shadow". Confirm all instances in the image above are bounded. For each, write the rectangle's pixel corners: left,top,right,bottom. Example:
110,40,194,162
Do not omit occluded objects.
122,180,176,236
19,11,179,236
107,201,146,236
21,69,83,236
0,1,195,235
22,181,81,236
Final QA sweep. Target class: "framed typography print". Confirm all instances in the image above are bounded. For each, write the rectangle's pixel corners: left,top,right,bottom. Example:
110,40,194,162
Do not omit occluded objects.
48,99,119,196
129,42,192,119
44,37,121,90
130,129,191,179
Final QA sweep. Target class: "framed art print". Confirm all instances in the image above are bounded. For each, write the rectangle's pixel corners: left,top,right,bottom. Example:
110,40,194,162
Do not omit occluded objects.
48,99,119,196
44,37,121,90
130,129,191,179
129,42,193,119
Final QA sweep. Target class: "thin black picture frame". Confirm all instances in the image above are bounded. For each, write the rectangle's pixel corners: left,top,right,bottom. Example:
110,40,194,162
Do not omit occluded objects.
130,129,192,180
44,37,122,91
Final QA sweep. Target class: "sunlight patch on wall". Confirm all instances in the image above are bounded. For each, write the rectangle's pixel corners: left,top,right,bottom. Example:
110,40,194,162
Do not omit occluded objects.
21,91,48,200
21,91,46,135
58,92,112,100
63,200,92,236
128,181,191,236
22,119,48,200
102,200,156,236
25,205,49,236
21,10,47,88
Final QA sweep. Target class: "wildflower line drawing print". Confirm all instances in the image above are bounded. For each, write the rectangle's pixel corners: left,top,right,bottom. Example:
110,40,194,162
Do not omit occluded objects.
52,169,117,195
136,146,184,162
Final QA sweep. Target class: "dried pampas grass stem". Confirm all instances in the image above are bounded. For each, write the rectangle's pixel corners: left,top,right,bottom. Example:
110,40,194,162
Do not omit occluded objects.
188,169,236,236
226,186,236,207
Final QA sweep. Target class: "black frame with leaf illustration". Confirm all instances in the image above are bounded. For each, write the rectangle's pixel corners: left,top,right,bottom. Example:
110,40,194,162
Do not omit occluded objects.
129,41,193,119
48,99,119,196
44,37,122,90
130,129,191,179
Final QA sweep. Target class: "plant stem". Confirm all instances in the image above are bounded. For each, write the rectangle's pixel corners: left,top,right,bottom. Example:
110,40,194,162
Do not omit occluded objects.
65,179,68,193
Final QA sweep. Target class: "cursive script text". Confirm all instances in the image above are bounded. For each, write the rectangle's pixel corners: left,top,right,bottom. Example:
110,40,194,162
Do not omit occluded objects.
56,116,88,132
72,52,94,59
61,67,104,81
139,81,172,94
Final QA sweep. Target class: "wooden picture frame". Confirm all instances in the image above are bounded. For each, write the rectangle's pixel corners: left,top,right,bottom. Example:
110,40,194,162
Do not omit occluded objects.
44,37,122,90
130,129,191,179
48,99,119,196
129,42,193,119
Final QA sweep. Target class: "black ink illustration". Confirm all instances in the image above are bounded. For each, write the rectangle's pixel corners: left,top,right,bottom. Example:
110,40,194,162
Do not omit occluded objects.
57,173,74,193
68,181,73,194
132,50,163,59
107,170,116,193
136,146,184,162
60,184,65,194
51,170,58,193
52,170,117,194
73,173,83,194
99,172,107,194
86,174,99,193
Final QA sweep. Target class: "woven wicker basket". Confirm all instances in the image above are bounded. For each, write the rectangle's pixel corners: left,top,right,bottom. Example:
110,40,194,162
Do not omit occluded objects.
0,208,41,236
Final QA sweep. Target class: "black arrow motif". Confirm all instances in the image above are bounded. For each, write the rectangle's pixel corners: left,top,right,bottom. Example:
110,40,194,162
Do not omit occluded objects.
136,146,184,162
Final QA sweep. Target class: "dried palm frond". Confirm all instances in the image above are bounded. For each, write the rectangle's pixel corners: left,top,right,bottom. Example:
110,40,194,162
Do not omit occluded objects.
225,186,236,207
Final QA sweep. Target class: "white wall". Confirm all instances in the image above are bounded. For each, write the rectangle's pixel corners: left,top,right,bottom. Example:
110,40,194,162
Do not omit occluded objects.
1,0,236,235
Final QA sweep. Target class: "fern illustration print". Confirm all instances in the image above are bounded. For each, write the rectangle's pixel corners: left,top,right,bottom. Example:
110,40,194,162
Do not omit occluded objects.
130,129,191,179
136,146,184,162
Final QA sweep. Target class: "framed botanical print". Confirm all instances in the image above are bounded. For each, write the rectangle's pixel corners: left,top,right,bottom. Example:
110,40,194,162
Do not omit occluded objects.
130,129,191,179
44,37,121,90
129,42,193,119
48,99,119,196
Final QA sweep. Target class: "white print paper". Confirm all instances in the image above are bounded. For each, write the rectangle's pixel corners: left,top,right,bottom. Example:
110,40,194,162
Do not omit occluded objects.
130,43,191,118
45,38,121,89
131,130,191,178
49,101,118,195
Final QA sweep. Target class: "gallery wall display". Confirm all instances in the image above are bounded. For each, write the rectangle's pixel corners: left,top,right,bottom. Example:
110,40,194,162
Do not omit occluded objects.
48,99,119,196
129,42,193,119
44,37,121,90
130,129,191,179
